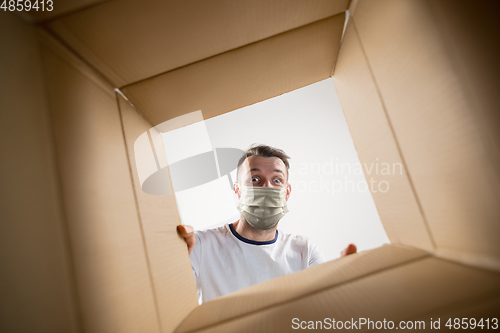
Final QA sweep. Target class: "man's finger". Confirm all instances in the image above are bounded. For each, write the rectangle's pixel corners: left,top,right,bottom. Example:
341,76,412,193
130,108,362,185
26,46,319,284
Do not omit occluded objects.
177,224,194,237
345,243,357,255
340,243,357,257
177,225,196,255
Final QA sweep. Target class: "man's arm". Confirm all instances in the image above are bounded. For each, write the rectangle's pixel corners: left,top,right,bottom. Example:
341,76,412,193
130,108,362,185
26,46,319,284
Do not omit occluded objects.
177,225,196,255
177,225,203,303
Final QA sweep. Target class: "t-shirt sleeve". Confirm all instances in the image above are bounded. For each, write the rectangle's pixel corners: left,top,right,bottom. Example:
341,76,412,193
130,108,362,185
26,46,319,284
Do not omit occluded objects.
189,232,203,304
307,240,327,266
190,232,202,274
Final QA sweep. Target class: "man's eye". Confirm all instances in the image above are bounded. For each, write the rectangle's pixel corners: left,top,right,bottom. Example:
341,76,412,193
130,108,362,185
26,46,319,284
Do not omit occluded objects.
273,178,282,183
252,177,259,182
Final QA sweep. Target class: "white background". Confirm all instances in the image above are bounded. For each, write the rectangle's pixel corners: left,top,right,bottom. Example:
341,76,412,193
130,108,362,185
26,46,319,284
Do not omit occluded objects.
162,78,389,261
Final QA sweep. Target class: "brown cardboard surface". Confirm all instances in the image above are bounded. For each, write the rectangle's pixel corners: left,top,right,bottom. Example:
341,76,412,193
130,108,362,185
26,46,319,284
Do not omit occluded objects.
0,12,79,333
117,95,199,332
176,244,429,332
333,24,434,253
177,246,500,332
121,13,345,127
17,0,109,23
426,0,500,179
347,0,500,271
395,294,500,333
39,35,161,332
45,0,349,87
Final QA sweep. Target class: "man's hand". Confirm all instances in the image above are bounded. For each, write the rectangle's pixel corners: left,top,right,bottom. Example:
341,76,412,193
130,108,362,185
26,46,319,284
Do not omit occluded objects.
177,225,196,255
340,243,357,257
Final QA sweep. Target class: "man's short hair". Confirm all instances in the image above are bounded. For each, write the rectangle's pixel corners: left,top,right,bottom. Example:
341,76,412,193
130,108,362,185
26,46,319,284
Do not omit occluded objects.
236,144,290,181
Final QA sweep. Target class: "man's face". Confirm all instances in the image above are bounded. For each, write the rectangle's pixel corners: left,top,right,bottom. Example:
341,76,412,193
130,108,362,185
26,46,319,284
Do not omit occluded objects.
235,155,291,201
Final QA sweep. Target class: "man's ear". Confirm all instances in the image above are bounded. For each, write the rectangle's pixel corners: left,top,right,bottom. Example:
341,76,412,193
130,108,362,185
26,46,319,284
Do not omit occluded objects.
234,182,241,200
285,183,292,201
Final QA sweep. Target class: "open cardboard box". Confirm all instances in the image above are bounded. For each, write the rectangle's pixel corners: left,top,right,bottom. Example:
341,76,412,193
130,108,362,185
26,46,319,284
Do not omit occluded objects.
1,0,500,332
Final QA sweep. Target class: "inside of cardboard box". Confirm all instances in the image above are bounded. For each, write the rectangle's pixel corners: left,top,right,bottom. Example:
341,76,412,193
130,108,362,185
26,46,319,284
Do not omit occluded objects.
3,0,500,331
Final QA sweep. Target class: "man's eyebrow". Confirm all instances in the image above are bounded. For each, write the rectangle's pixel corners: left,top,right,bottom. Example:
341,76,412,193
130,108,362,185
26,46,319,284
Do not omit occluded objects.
247,168,284,175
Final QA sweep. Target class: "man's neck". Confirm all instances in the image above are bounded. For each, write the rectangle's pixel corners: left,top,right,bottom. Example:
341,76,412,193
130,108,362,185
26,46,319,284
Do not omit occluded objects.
232,218,277,242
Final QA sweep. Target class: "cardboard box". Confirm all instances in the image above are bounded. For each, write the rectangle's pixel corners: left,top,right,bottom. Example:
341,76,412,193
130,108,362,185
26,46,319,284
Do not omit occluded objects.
1,0,499,332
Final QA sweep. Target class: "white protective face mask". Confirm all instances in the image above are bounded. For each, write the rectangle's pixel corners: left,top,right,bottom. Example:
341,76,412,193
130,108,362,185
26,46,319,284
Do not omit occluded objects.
236,185,289,230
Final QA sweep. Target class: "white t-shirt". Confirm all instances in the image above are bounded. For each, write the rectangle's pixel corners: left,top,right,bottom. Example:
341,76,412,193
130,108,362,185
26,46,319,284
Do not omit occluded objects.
190,223,326,303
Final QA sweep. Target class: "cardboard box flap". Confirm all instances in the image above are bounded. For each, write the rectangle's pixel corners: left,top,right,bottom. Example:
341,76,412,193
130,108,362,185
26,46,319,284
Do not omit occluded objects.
176,244,429,333
0,12,79,332
39,31,162,333
45,0,349,87
425,0,500,176
121,13,345,127
333,23,434,253
336,0,500,271
117,95,199,332
178,249,500,333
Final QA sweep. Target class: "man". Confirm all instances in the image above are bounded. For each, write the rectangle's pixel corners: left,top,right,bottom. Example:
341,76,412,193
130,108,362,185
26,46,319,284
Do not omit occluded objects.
177,144,356,303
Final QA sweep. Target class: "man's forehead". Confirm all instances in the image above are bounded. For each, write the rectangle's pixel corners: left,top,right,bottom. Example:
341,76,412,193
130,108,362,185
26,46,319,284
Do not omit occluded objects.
245,156,286,172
